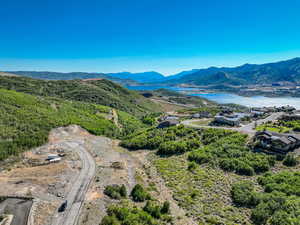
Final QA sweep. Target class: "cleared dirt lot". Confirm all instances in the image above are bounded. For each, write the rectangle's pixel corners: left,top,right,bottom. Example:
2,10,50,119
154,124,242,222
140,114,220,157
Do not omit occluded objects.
0,126,86,225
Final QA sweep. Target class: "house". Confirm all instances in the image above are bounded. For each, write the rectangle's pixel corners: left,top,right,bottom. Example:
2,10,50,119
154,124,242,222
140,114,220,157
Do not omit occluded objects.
280,105,296,113
251,110,265,118
159,115,179,122
279,112,300,121
251,107,276,113
214,112,250,126
255,131,300,153
157,119,179,128
192,111,212,119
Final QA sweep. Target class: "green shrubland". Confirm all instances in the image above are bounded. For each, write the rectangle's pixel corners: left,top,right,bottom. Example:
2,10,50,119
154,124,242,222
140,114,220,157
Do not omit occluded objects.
231,171,300,225
0,76,161,117
121,125,275,175
120,125,201,154
0,89,146,160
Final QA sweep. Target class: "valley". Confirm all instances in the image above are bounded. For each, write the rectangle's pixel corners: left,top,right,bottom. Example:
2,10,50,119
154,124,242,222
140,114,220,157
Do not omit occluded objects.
0,73,299,225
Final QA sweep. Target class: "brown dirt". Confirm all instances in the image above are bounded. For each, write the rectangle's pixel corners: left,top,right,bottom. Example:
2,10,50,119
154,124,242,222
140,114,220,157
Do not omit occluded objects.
151,98,187,112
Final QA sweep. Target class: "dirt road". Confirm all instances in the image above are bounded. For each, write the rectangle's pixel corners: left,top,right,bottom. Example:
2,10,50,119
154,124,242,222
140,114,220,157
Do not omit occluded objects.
181,112,284,136
50,127,96,225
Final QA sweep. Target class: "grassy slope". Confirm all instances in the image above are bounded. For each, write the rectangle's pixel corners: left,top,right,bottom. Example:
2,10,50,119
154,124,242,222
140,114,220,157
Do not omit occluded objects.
0,88,146,160
152,154,250,225
0,76,161,117
150,88,217,107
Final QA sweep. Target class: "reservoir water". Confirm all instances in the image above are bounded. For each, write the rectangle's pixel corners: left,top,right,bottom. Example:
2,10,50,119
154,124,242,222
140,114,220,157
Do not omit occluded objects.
126,85,300,109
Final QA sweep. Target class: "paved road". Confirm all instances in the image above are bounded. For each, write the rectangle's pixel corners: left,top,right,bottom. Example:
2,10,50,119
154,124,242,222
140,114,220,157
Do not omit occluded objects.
51,140,96,225
181,112,284,136
0,198,33,225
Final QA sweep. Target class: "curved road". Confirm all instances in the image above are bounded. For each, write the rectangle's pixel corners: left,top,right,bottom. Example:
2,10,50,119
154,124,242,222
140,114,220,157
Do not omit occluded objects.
51,140,96,225
181,112,284,136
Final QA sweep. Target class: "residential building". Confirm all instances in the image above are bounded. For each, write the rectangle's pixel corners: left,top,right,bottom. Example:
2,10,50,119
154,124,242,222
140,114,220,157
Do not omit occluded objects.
255,131,300,152
192,111,212,119
214,112,250,126
157,119,179,128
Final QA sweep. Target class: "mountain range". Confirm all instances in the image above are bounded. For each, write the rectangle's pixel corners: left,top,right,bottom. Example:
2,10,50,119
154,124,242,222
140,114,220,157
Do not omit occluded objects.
164,57,300,86
4,57,300,86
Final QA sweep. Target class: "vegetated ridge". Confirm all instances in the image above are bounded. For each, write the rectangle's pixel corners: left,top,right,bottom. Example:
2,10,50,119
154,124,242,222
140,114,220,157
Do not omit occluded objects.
0,88,147,161
0,75,161,117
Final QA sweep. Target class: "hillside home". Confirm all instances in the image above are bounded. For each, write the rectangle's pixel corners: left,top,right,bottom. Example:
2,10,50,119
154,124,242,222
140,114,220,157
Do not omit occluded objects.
255,131,300,152
214,112,250,126
157,119,179,128
192,111,212,119
279,112,300,121
159,115,179,121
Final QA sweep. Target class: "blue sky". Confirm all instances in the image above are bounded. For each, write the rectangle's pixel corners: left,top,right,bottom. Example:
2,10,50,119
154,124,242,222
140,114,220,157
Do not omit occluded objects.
1,0,300,75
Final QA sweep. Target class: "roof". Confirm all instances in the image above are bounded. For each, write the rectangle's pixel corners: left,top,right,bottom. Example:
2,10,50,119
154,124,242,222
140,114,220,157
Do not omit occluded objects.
257,131,300,145
215,112,250,122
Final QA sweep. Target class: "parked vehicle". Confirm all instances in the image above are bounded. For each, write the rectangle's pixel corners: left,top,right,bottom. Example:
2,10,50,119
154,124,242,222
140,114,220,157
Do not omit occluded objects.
58,200,68,212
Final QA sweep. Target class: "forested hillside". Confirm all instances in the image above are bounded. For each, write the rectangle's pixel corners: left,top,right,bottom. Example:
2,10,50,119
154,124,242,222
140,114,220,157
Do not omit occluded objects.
0,88,146,160
0,76,161,117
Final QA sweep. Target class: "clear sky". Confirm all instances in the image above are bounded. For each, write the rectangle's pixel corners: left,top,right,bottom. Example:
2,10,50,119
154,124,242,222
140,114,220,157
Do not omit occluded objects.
1,0,300,75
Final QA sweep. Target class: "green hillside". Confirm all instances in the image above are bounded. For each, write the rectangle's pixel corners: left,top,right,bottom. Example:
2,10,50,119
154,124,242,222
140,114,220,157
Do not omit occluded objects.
162,57,300,86
0,88,146,160
0,76,161,117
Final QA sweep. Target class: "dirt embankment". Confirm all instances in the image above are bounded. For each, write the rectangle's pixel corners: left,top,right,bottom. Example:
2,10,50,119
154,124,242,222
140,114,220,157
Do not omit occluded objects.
0,125,94,225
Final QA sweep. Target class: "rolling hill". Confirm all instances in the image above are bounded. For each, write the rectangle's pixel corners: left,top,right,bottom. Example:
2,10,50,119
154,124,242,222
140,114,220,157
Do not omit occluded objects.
0,76,161,117
0,88,147,160
107,71,165,83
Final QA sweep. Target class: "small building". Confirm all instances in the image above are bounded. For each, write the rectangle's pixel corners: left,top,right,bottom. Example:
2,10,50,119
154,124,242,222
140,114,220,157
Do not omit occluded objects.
280,105,296,113
251,110,265,118
214,112,250,126
251,107,276,113
47,154,59,161
279,112,300,121
255,131,300,153
49,157,62,163
159,115,179,122
157,119,179,128
192,111,212,119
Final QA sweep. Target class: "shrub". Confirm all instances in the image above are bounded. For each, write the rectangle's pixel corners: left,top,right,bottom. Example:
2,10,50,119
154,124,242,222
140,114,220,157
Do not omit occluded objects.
131,184,151,202
283,154,298,167
157,140,188,155
161,201,170,214
187,162,197,171
219,158,236,172
119,185,127,198
188,150,212,164
235,161,255,176
100,215,121,225
104,185,127,200
143,201,162,219
231,181,260,207
102,204,159,225
251,202,272,225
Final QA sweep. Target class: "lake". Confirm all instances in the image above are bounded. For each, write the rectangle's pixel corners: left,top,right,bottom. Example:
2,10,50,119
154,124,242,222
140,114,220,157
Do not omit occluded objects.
126,85,300,109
